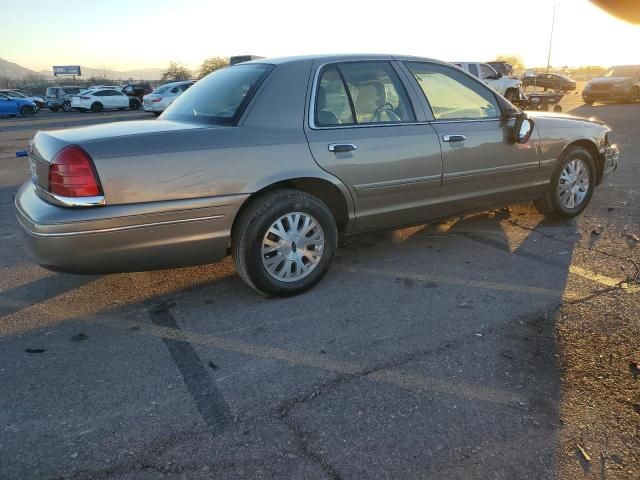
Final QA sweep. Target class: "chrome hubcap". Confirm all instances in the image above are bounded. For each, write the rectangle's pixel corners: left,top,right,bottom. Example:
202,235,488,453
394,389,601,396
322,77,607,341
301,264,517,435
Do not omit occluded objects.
261,212,325,282
558,158,589,209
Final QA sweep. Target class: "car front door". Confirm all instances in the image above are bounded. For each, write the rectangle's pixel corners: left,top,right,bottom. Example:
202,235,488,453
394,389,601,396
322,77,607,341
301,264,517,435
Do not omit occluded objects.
304,60,443,232
113,91,129,108
0,94,17,115
404,61,540,216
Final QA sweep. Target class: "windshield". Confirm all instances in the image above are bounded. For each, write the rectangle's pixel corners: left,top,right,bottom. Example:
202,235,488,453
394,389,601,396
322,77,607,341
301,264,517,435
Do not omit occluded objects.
162,64,272,125
602,66,639,78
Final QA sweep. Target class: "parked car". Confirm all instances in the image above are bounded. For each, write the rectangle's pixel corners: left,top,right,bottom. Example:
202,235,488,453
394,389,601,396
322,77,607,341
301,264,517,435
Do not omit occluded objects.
143,80,194,115
488,61,514,77
121,83,153,105
582,65,640,104
522,73,577,92
0,92,37,117
453,62,522,101
15,54,619,296
70,88,132,112
45,86,84,112
0,90,46,109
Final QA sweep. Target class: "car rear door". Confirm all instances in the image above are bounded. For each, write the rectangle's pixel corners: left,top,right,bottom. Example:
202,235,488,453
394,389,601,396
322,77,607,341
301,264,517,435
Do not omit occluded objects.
304,60,443,232
402,61,540,216
0,95,16,114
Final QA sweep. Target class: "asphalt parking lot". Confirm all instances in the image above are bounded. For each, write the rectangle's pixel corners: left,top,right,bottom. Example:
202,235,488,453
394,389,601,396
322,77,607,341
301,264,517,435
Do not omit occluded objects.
1,93,639,479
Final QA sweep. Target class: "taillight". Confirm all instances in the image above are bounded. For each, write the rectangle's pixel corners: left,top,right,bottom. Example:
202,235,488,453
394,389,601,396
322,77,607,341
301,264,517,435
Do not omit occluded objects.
152,97,162,102
48,146,102,197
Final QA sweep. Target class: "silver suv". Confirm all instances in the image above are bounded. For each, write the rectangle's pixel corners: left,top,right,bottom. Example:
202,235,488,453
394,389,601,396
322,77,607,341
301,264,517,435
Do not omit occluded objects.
45,86,84,112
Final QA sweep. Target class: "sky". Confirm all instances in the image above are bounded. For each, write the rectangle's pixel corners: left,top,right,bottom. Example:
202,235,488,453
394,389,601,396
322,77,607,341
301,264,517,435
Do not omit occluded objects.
1,0,638,72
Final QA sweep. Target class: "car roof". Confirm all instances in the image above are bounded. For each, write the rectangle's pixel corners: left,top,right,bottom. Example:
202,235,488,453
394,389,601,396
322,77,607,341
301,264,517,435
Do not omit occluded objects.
240,53,450,67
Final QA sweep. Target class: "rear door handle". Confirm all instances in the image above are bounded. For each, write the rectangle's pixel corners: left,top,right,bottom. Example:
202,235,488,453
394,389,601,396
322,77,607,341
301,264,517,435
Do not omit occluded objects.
442,134,466,142
328,143,357,153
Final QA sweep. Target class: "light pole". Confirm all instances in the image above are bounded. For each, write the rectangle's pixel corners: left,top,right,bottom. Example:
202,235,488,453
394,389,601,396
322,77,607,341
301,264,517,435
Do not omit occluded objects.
546,2,559,73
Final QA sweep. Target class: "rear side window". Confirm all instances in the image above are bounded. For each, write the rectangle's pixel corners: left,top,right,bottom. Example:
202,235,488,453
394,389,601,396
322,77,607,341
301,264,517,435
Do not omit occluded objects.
314,61,415,127
468,64,479,77
406,62,500,120
162,64,272,125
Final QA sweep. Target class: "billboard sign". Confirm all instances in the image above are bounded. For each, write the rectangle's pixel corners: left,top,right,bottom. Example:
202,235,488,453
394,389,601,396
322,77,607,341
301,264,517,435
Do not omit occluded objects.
53,65,81,76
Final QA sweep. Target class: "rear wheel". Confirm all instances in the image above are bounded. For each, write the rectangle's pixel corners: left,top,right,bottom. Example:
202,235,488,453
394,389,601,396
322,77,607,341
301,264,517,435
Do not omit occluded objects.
62,101,72,112
583,97,594,105
232,189,338,297
129,99,140,110
20,105,36,116
534,146,595,219
627,86,639,103
90,102,103,113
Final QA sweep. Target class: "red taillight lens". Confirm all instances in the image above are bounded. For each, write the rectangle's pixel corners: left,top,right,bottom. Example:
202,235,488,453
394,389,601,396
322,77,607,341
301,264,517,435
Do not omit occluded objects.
152,97,162,102
48,146,102,197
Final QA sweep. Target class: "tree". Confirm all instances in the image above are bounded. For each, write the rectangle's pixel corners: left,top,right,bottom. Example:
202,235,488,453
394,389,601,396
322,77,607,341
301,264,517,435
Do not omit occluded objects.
161,62,192,82
495,54,525,72
197,57,229,79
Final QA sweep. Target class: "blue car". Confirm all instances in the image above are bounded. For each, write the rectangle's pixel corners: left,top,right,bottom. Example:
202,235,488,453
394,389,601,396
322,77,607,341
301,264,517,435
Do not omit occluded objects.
0,92,37,117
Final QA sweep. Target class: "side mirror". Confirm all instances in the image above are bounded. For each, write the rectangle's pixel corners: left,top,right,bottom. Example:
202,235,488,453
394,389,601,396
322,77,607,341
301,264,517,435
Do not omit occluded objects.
513,114,534,144
497,72,503,79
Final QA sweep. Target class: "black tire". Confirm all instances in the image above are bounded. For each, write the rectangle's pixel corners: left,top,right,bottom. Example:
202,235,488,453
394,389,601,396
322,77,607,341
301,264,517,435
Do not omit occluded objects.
534,146,596,219
504,88,518,102
152,111,161,117
232,189,338,297
62,101,72,112
553,104,563,112
20,105,36,116
130,99,140,110
90,102,103,113
627,86,639,104
49,107,60,112
583,98,594,106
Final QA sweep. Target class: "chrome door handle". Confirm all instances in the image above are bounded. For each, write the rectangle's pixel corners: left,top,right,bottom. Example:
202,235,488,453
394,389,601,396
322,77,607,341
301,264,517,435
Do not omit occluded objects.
328,143,357,153
442,134,466,142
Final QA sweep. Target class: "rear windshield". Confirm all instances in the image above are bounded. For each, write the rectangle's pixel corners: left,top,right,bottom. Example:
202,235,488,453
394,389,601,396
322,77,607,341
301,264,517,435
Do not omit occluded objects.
153,85,171,94
602,66,640,78
162,64,272,125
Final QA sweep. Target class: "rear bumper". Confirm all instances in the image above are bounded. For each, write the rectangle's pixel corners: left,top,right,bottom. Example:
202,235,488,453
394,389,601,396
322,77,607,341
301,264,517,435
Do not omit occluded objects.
15,182,249,274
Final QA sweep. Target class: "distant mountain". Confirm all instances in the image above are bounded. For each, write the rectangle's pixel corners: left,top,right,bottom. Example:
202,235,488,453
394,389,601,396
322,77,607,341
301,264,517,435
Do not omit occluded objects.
0,57,37,79
0,57,164,81
37,66,165,81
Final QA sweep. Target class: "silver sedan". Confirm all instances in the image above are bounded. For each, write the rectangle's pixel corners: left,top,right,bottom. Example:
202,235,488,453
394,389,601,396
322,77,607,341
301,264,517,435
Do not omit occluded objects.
15,54,619,296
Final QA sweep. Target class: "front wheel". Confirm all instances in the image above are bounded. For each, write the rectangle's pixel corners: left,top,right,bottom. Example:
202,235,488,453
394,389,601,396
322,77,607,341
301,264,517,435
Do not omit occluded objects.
534,146,595,219
20,105,36,116
627,87,639,103
130,99,140,110
90,102,103,113
62,101,72,112
232,189,338,297
583,97,594,105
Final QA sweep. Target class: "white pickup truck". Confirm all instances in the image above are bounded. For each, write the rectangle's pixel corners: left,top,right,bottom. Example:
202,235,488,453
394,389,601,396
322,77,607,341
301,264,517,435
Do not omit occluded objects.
453,62,521,102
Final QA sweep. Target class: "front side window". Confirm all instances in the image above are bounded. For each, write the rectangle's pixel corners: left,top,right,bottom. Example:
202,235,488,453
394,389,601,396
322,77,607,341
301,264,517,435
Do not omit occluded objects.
162,63,272,125
407,62,500,120
314,61,415,127
479,64,497,79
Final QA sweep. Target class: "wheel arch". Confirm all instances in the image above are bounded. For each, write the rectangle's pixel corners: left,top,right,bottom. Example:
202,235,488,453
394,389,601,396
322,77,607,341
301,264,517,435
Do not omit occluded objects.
232,176,355,238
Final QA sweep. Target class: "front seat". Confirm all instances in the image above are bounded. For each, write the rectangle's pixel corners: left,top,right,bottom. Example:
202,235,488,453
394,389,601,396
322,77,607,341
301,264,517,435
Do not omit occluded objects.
354,81,401,123
316,86,341,126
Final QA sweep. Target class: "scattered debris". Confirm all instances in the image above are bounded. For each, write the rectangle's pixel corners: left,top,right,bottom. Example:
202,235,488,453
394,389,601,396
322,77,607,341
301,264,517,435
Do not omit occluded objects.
459,302,474,309
607,207,615,212
25,348,46,354
629,362,640,380
128,326,140,332
625,232,640,243
473,333,483,338
208,361,219,370
319,348,327,355
70,333,88,342
558,250,570,256
591,225,604,236
577,444,591,462
70,452,78,459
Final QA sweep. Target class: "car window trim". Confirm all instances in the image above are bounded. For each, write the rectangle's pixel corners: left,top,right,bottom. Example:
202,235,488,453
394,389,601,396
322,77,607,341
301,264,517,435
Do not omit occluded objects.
308,60,420,130
402,60,510,122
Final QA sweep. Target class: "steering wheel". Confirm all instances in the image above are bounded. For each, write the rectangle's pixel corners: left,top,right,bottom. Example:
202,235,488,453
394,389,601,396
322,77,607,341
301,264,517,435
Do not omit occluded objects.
372,102,397,121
